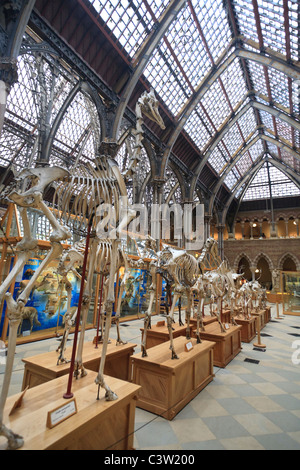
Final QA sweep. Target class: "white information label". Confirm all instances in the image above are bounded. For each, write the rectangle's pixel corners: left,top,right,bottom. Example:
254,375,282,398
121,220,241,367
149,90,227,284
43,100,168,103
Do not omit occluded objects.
47,399,77,429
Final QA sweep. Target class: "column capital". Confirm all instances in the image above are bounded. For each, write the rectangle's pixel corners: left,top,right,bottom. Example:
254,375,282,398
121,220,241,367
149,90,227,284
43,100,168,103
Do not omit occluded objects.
0,57,18,87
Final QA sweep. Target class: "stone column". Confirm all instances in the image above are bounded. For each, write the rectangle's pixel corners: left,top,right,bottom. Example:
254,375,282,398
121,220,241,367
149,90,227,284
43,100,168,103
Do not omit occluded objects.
270,221,277,238
0,58,18,137
250,266,257,282
217,224,225,260
204,214,212,242
285,219,289,238
250,222,254,240
296,219,299,237
241,221,245,239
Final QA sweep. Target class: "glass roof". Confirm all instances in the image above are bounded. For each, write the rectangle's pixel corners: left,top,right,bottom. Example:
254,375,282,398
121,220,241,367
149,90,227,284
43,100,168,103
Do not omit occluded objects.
243,161,300,201
1,0,300,206
84,0,300,201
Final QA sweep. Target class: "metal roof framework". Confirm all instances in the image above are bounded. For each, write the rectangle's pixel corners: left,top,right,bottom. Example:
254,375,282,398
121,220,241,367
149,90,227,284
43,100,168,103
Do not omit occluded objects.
1,0,300,214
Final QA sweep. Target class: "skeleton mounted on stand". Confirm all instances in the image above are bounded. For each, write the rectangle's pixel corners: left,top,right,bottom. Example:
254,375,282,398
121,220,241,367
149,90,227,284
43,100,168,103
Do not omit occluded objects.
141,237,220,359
0,88,165,450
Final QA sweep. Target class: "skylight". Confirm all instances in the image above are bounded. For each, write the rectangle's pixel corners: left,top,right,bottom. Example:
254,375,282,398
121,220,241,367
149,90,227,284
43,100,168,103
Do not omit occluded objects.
243,162,300,201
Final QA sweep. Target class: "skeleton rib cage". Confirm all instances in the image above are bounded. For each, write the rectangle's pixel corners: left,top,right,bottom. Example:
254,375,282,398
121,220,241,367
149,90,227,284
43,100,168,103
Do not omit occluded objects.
52,157,125,235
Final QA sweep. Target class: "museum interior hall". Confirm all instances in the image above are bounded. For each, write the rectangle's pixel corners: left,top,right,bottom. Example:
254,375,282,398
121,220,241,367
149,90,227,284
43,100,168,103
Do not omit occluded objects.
0,0,299,452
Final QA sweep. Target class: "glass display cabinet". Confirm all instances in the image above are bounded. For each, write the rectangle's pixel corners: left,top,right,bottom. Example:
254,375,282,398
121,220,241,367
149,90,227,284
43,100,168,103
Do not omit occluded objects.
281,271,300,316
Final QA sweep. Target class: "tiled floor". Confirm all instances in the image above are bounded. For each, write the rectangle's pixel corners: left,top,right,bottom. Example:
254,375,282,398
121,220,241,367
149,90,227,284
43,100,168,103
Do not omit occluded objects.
1,304,300,450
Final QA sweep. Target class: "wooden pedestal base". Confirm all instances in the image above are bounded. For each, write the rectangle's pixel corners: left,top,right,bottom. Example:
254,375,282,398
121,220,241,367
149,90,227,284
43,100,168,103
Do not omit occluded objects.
140,322,187,350
251,310,266,330
234,316,256,343
0,372,141,450
22,340,136,391
221,309,232,324
265,306,271,322
194,322,242,368
131,336,215,420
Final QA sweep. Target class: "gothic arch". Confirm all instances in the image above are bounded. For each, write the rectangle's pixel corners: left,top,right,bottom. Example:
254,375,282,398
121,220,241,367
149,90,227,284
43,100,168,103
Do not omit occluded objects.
278,253,300,271
252,252,274,271
233,252,252,273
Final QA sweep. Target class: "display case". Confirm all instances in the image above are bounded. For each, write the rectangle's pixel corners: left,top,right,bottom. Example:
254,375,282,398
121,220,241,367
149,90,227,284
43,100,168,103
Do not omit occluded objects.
281,271,300,316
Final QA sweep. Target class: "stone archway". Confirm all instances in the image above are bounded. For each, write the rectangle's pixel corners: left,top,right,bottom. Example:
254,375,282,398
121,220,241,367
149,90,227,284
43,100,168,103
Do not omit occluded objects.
279,253,300,272
253,253,273,289
234,253,252,281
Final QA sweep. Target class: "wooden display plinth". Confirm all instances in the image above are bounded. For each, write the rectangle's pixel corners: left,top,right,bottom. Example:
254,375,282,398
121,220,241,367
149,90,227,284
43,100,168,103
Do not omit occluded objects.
140,322,187,350
194,322,242,368
265,306,271,322
221,309,232,324
22,340,136,391
131,336,215,420
0,372,141,450
251,310,267,330
234,316,256,343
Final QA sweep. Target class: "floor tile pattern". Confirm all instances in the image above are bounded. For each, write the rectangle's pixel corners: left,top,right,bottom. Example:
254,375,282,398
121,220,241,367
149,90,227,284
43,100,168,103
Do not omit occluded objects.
1,304,300,450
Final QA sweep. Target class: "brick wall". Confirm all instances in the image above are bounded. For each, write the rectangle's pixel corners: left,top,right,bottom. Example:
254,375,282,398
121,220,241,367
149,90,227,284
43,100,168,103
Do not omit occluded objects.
224,237,300,271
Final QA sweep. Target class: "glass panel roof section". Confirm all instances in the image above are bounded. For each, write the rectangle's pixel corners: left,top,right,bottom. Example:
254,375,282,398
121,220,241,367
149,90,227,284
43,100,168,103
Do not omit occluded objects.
82,0,300,203
191,0,232,63
87,0,167,57
1,0,299,212
243,162,300,201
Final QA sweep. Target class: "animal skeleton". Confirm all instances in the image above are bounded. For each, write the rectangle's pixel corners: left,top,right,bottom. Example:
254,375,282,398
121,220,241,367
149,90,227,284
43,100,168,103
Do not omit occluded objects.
141,237,219,359
238,280,266,317
0,89,165,450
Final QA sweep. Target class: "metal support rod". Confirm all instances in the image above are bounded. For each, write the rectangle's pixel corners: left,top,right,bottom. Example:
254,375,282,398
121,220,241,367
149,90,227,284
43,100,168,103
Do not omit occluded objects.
95,274,104,349
63,218,93,399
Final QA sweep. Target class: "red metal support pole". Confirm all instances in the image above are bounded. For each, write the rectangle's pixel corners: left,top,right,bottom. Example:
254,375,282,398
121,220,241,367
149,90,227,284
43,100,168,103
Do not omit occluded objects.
63,218,93,399
95,274,104,349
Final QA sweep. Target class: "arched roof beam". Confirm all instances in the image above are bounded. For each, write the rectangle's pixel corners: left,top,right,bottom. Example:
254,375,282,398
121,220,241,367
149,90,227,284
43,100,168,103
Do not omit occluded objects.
208,143,264,215
161,45,300,178
111,0,186,142
227,154,300,233
265,156,300,190
220,155,300,227
43,80,106,163
260,135,300,162
221,159,266,226
190,101,300,197
209,135,300,215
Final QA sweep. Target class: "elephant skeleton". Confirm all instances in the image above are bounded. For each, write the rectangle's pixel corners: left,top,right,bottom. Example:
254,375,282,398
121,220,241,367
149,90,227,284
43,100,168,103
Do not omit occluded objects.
0,88,165,450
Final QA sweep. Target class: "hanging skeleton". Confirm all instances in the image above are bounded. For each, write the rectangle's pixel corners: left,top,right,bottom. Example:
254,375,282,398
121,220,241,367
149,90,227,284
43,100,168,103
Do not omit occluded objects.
0,88,165,450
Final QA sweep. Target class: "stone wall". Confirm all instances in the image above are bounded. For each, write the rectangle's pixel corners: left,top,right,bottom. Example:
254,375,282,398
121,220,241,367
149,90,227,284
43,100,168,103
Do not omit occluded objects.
224,238,300,272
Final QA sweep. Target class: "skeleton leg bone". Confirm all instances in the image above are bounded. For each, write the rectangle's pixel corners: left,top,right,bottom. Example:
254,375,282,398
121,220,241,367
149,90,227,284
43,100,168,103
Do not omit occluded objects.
95,241,119,401
195,296,204,344
185,290,192,340
166,292,180,360
74,238,98,378
114,273,128,346
0,207,37,302
0,295,24,450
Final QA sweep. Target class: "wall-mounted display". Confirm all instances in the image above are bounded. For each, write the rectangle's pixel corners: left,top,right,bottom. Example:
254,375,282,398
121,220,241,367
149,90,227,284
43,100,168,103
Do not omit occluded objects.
0,258,81,339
